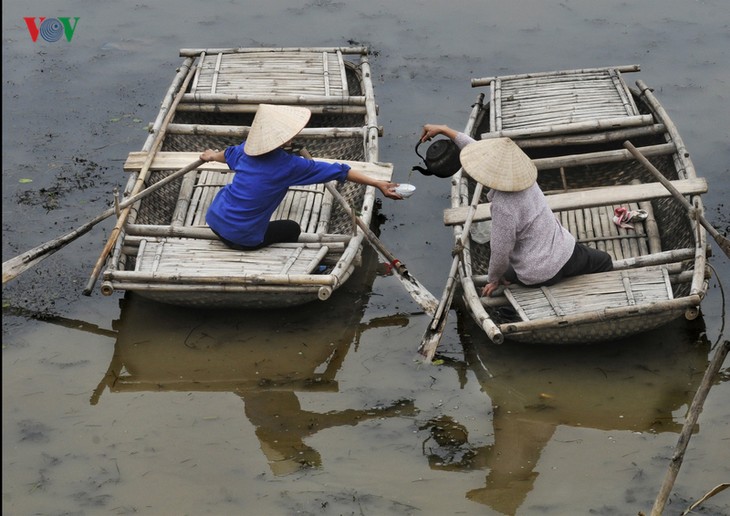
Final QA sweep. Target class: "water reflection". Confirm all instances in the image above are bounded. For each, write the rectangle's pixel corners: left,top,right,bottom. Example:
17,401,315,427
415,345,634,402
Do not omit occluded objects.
91,248,416,475
428,312,711,515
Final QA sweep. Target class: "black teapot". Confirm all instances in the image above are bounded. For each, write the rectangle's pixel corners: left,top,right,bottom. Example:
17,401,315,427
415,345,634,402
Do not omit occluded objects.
412,139,461,178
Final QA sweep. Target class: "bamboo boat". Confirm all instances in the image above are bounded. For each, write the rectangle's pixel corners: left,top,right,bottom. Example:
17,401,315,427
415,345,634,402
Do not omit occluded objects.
97,47,392,308
444,65,710,344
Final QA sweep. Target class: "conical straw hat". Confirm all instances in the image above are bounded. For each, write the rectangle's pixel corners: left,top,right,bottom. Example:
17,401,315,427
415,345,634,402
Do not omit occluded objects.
244,104,312,156
459,138,537,191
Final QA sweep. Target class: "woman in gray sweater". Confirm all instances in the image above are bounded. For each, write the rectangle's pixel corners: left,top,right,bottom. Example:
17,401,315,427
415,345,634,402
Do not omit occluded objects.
420,124,613,297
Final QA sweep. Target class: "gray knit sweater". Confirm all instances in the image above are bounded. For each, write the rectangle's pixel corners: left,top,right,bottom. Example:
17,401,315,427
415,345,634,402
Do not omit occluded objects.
454,133,575,285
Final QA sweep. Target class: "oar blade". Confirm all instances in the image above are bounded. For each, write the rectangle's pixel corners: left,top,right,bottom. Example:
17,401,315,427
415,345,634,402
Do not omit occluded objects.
417,286,456,362
394,272,439,317
716,233,730,259
2,252,45,285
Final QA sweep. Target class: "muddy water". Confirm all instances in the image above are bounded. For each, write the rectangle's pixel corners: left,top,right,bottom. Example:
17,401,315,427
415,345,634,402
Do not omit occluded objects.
3,1,729,515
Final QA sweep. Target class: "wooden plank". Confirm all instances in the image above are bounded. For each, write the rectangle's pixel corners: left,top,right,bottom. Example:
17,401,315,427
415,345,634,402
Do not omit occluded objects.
541,286,565,316
124,151,393,182
279,245,305,274
622,271,636,305
443,178,707,226
503,288,531,321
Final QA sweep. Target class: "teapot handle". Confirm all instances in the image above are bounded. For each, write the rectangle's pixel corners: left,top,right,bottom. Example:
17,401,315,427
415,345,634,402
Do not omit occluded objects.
415,140,427,163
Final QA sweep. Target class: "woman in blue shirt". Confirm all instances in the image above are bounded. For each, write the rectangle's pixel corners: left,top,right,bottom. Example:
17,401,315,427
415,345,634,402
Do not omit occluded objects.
200,104,401,250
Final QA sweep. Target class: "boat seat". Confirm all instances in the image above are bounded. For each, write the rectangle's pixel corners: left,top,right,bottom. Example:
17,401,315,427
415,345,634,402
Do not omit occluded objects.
503,266,673,322
134,237,330,277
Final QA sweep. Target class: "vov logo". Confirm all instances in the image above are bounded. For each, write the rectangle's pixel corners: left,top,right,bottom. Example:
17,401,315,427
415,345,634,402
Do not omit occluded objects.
24,17,80,42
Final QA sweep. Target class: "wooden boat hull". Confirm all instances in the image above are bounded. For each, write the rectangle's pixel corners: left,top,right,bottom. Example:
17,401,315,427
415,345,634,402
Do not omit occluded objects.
448,66,709,344
99,47,389,308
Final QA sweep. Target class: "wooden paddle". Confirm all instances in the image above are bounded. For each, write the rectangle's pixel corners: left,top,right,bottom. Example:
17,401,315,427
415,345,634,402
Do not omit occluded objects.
417,94,503,362
2,159,205,285
295,146,437,315
624,141,730,258
417,182,507,362
324,182,439,316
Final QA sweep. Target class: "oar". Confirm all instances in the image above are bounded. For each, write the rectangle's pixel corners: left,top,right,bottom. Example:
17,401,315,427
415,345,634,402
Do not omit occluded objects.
624,141,730,258
2,159,205,285
418,182,506,362
417,94,503,362
323,182,439,317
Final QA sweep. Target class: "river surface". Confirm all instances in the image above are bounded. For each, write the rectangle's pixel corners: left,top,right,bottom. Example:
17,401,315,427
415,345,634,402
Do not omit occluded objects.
3,1,729,515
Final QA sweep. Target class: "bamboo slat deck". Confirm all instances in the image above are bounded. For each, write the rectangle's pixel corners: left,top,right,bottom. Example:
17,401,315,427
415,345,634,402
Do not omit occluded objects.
189,51,349,97
133,238,330,277
476,66,642,138
99,47,386,307
449,65,710,344
504,266,672,321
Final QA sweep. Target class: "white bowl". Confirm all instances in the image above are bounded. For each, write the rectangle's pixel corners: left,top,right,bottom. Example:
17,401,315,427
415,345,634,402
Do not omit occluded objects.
395,183,416,198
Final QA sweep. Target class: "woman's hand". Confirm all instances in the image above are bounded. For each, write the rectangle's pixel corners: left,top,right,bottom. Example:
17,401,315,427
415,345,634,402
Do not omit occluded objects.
200,149,225,163
481,278,511,297
420,124,459,143
379,181,402,200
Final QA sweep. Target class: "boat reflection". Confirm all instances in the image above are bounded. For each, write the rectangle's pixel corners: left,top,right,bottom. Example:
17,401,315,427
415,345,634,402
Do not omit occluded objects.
92,247,416,475
424,311,712,515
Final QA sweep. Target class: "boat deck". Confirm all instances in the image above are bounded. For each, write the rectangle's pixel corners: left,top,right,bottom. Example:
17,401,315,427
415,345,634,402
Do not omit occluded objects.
504,266,673,322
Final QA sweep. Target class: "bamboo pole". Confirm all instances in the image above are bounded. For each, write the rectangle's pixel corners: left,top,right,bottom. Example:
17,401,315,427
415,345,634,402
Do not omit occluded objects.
650,340,730,516
181,92,366,106
636,80,696,179
533,142,675,169
82,63,199,295
512,124,666,149
471,65,640,86
624,141,730,258
175,103,367,115
479,115,653,139
500,295,701,334
101,282,326,295
162,123,372,139
179,46,369,57
104,269,337,286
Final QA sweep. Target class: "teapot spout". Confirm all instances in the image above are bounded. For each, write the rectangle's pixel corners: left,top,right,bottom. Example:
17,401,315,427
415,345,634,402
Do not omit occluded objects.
412,165,432,176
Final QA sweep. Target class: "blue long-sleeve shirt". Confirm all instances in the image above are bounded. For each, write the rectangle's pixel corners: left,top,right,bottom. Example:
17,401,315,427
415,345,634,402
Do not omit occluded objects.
205,143,350,247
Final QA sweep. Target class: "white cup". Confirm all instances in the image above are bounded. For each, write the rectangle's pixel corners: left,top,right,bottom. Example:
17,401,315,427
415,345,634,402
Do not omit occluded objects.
395,183,416,198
